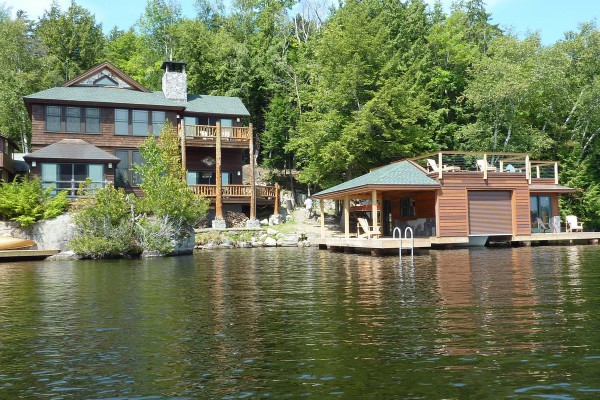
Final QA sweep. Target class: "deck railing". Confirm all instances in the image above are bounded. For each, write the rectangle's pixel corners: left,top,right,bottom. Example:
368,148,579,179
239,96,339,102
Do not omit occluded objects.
43,180,107,198
189,184,277,198
411,151,559,183
184,124,251,141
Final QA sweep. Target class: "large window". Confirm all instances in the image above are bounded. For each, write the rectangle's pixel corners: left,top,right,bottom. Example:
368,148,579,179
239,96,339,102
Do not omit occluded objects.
45,106,101,133
115,149,144,187
85,108,100,133
152,111,165,135
45,106,61,132
41,162,104,196
132,110,149,136
115,109,129,135
531,195,552,231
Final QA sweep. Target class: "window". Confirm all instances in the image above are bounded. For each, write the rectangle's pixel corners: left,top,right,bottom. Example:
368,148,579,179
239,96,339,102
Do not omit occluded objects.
115,149,144,187
41,162,104,196
152,111,165,136
65,107,81,132
132,110,149,136
530,195,552,231
400,197,415,218
85,108,100,133
45,106,61,132
115,109,129,135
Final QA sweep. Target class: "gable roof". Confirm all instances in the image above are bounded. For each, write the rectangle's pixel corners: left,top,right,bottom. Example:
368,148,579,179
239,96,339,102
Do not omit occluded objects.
313,160,440,199
23,139,120,163
64,61,150,92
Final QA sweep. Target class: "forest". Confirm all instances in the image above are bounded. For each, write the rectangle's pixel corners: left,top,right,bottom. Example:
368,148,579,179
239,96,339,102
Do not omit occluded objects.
1,0,600,227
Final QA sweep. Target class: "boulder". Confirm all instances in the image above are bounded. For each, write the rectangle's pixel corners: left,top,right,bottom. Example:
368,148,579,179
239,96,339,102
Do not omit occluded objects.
264,237,278,247
266,228,278,236
46,250,81,261
269,214,282,226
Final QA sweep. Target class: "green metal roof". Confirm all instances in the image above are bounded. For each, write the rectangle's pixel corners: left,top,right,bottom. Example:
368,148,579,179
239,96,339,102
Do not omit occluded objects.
314,160,440,198
24,87,250,116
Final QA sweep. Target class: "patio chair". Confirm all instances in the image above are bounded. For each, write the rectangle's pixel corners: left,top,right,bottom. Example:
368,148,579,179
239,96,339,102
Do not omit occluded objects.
566,215,584,232
536,217,551,233
427,158,460,173
476,159,496,172
357,217,381,239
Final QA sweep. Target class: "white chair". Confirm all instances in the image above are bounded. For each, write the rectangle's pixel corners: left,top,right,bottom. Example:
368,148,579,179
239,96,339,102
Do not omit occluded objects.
357,217,381,239
566,215,584,232
427,158,460,173
476,159,496,172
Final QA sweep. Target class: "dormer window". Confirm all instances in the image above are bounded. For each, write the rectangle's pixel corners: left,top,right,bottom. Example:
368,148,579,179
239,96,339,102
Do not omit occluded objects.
93,75,119,87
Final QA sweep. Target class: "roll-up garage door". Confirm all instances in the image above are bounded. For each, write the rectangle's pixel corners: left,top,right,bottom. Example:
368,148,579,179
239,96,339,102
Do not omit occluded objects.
468,191,513,235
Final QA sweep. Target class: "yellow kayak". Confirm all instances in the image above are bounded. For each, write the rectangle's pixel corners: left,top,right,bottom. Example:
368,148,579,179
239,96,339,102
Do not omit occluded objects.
0,236,36,250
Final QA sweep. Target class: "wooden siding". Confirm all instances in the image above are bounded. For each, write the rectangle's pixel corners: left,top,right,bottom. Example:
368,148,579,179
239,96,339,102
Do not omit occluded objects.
437,173,531,237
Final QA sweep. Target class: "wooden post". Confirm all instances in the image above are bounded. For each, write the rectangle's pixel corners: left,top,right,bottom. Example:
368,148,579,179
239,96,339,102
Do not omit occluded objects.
215,121,223,219
249,123,256,220
180,119,187,179
274,183,280,215
344,196,350,239
554,162,559,185
483,153,488,180
320,199,325,239
525,155,531,184
437,152,443,179
536,165,540,179
371,190,378,234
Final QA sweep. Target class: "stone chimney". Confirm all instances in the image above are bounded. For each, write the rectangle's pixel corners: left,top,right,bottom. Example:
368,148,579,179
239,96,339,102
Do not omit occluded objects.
161,61,187,102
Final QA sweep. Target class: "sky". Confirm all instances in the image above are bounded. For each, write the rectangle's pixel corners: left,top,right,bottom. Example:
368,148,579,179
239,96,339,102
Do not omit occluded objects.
1,0,599,45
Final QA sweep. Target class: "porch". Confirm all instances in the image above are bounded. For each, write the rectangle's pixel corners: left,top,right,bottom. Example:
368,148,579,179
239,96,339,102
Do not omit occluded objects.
189,184,279,205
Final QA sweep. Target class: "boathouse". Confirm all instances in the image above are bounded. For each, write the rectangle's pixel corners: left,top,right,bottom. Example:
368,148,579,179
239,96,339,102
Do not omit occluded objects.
313,152,599,252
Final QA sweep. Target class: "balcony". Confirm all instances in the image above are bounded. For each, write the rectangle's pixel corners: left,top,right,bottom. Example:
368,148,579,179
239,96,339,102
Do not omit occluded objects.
411,152,560,183
189,184,277,199
184,124,251,147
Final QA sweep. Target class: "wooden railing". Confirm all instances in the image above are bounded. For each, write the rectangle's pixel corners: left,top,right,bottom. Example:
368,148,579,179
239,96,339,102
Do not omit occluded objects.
189,184,277,198
184,124,251,141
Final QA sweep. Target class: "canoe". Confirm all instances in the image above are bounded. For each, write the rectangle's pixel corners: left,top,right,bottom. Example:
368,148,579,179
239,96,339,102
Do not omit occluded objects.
0,236,36,250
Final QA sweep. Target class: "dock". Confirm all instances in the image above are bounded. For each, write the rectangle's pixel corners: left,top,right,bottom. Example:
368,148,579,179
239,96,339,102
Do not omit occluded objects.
316,232,600,255
0,249,60,261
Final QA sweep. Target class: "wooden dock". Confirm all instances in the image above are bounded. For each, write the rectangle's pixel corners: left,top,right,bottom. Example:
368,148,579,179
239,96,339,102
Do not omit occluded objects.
316,232,600,255
0,249,60,261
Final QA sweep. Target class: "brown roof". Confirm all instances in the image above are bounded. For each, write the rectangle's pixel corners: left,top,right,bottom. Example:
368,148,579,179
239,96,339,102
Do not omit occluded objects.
23,139,120,163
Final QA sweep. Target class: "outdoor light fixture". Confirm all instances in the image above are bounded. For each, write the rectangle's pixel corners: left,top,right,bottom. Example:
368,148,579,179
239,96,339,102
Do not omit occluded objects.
108,163,113,169
237,171,241,176
32,161,36,167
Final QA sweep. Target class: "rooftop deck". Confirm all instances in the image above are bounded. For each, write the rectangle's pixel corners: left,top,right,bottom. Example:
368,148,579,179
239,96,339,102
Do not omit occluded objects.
410,151,559,183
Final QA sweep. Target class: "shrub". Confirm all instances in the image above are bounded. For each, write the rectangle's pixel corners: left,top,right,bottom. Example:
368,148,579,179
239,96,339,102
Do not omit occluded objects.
0,177,69,227
134,215,176,254
135,123,209,229
70,184,139,259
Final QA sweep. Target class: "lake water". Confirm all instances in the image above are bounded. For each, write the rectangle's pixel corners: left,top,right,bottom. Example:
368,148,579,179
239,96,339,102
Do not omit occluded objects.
1,246,599,399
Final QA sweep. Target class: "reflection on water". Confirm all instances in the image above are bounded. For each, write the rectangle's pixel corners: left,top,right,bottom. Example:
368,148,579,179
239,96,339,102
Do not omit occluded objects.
1,246,600,398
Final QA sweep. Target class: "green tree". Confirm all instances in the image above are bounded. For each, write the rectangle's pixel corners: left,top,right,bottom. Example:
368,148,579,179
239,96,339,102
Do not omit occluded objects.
35,0,105,82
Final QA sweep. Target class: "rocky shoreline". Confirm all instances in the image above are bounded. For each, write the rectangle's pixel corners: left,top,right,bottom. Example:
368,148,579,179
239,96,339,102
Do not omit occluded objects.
195,227,314,250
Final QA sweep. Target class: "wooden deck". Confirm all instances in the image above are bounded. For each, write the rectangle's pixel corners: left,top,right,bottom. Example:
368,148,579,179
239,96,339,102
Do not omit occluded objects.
0,249,60,261
316,231,600,255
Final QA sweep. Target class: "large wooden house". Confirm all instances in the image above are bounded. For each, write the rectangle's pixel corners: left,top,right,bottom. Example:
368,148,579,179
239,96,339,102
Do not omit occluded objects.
313,152,596,251
22,61,276,222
